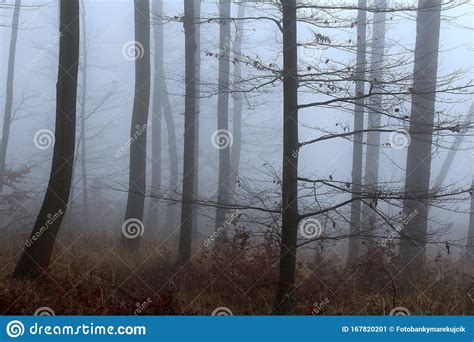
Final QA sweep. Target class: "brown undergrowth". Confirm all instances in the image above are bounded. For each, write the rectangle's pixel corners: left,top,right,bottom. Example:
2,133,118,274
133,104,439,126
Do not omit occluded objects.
0,230,473,315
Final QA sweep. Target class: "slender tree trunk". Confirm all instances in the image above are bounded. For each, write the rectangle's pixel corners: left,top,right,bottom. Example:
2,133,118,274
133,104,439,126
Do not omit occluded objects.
192,0,201,236
177,0,197,266
0,0,21,192
273,0,299,315
123,0,151,252
230,4,245,194
80,1,89,232
466,179,474,263
361,0,387,252
347,0,367,263
433,102,474,190
147,0,163,236
214,0,232,238
13,0,79,279
399,0,442,265
162,80,179,233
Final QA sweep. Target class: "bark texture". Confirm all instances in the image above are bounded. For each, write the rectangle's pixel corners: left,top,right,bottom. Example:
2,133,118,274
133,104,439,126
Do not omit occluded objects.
13,0,80,278
273,0,299,315
399,0,442,265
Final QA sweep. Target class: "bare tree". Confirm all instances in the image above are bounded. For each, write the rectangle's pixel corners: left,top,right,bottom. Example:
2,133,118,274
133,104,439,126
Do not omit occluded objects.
147,0,164,236
0,0,21,192
466,179,474,263
123,0,151,252
177,0,198,265
79,1,89,231
162,79,179,233
399,0,442,264
361,0,387,252
273,0,299,315
192,0,201,235
348,0,367,262
230,3,245,194
214,0,232,238
13,0,80,279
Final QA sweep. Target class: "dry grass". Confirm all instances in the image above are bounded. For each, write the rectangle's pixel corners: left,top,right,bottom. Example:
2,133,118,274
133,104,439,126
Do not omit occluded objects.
0,231,473,315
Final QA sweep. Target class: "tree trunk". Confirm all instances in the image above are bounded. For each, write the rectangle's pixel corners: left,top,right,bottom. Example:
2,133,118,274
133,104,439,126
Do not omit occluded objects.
0,0,21,192
12,0,79,279
80,1,89,232
177,0,197,266
230,4,245,194
399,0,441,265
147,0,163,236
273,0,299,315
123,0,151,252
433,102,474,190
192,0,201,237
361,0,387,253
348,0,367,263
162,80,179,233
466,179,474,263
214,0,232,239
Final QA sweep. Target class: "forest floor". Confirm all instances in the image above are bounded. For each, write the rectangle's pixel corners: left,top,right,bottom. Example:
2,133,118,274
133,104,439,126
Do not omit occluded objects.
0,231,473,315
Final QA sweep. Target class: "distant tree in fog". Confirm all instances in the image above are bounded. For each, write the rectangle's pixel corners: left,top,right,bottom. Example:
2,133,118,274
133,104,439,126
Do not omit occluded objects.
399,0,442,265
0,0,21,193
347,0,367,264
215,0,232,242
177,0,198,266
147,0,164,236
360,0,387,254
123,0,151,253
